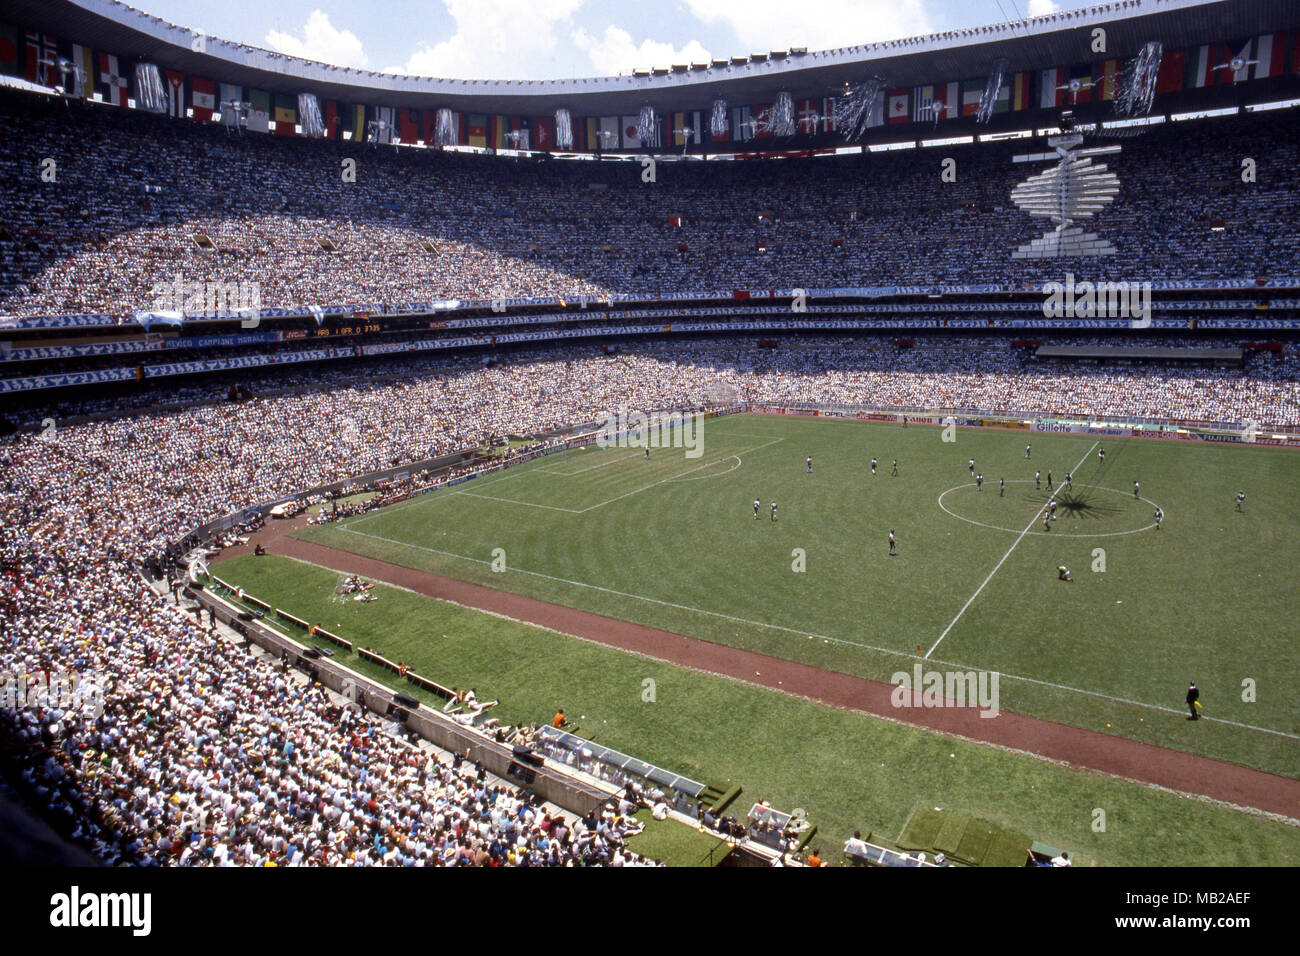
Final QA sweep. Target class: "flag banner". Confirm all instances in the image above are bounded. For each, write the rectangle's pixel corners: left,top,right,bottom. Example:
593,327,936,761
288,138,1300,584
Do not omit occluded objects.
468,113,488,147
25,31,58,87
730,106,753,140
422,109,437,146
1185,44,1217,88
887,89,908,124
191,76,215,121
753,103,773,138
274,93,298,135
821,97,841,131
1039,67,1065,108
621,115,640,148
397,107,420,143
342,103,366,141
98,52,129,106
1223,38,1253,83
1095,59,1120,100
1009,71,1031,110
0,22,20,77
323,98,339,138
69,43,95,97
163,69,185,117
247,89,270,132
598,115,618,149
219,82,242,125
371,105,394,142
490,115,507,149
533,115,554,150
1156,47,1185,92
796,99,819,134
936,81,959,119
1252,32,1287,78
961,78,983,116
1067,64,1094,102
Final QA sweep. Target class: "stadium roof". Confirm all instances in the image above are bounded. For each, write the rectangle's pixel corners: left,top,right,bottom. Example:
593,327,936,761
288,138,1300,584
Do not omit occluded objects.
12,0,1299,114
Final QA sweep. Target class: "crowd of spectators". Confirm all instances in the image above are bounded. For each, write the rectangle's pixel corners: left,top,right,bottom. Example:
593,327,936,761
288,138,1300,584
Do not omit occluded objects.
2,89,1297,319
3,84,1299,866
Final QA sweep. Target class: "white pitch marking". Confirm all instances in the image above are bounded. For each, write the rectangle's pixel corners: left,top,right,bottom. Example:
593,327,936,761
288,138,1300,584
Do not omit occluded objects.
937,481,1162,538
925,441,1099,660
317,525,1299,741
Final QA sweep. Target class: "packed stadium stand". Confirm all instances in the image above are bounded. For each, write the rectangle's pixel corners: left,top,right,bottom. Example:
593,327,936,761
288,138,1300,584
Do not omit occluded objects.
2,0,1299,866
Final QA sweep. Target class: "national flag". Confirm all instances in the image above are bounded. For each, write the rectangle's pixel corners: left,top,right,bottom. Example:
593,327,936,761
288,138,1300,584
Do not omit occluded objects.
219,82,243,124
68,43,95,97
1095,59,1120,100
1220,39,1253,83
533,115,554,150
398,107,420,144
98,52,129,106
598,115,619,149
508,116,531,149
343,103,367,141
371,105,394,142
273,93,297,135
421,109,437,146
730,106,753,140
821,98,839,132
797,99,818,134
1039,67,1065,108
163,69,185,117
191,76,216,121
490,115,507,149
25,31,57,87
960,79,983,117
621,115,640,148
934,81,959,119
247,90,270,132
753,103,773,138
1185,44,1218,88
323,99,339,138
1251,33,1288,79
1009,71,1032,110
0,22,20,77
1156,47,1185,93
468,113,488,147
886,89,908,124
912,85,933,122
1066,64,1093,103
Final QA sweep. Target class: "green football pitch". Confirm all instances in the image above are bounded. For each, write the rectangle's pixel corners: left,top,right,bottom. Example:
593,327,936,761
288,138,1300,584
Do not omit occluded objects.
290,413,1297,778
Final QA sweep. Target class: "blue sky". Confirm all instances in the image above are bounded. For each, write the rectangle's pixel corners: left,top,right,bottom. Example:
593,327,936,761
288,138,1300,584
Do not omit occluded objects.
138,0,1069,80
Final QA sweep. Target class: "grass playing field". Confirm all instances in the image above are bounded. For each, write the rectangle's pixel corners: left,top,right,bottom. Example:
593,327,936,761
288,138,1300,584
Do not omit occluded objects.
289,413,1298,778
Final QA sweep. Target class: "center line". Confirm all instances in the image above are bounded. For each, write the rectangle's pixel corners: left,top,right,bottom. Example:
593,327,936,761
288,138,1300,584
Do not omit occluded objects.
926,440,1098,659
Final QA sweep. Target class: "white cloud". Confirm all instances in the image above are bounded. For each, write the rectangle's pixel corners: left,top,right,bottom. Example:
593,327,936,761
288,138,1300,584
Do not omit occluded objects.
573,26,711,75
1027,0,1060,16
384,0,582,80
683,0,930,52
266,10,368,69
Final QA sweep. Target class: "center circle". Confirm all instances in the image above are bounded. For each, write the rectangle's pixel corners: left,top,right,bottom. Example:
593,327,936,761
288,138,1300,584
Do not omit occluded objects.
937,481,1160,538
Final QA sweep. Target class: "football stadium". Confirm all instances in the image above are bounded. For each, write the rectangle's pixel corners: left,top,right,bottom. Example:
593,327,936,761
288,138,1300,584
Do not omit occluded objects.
1,0,1298,898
